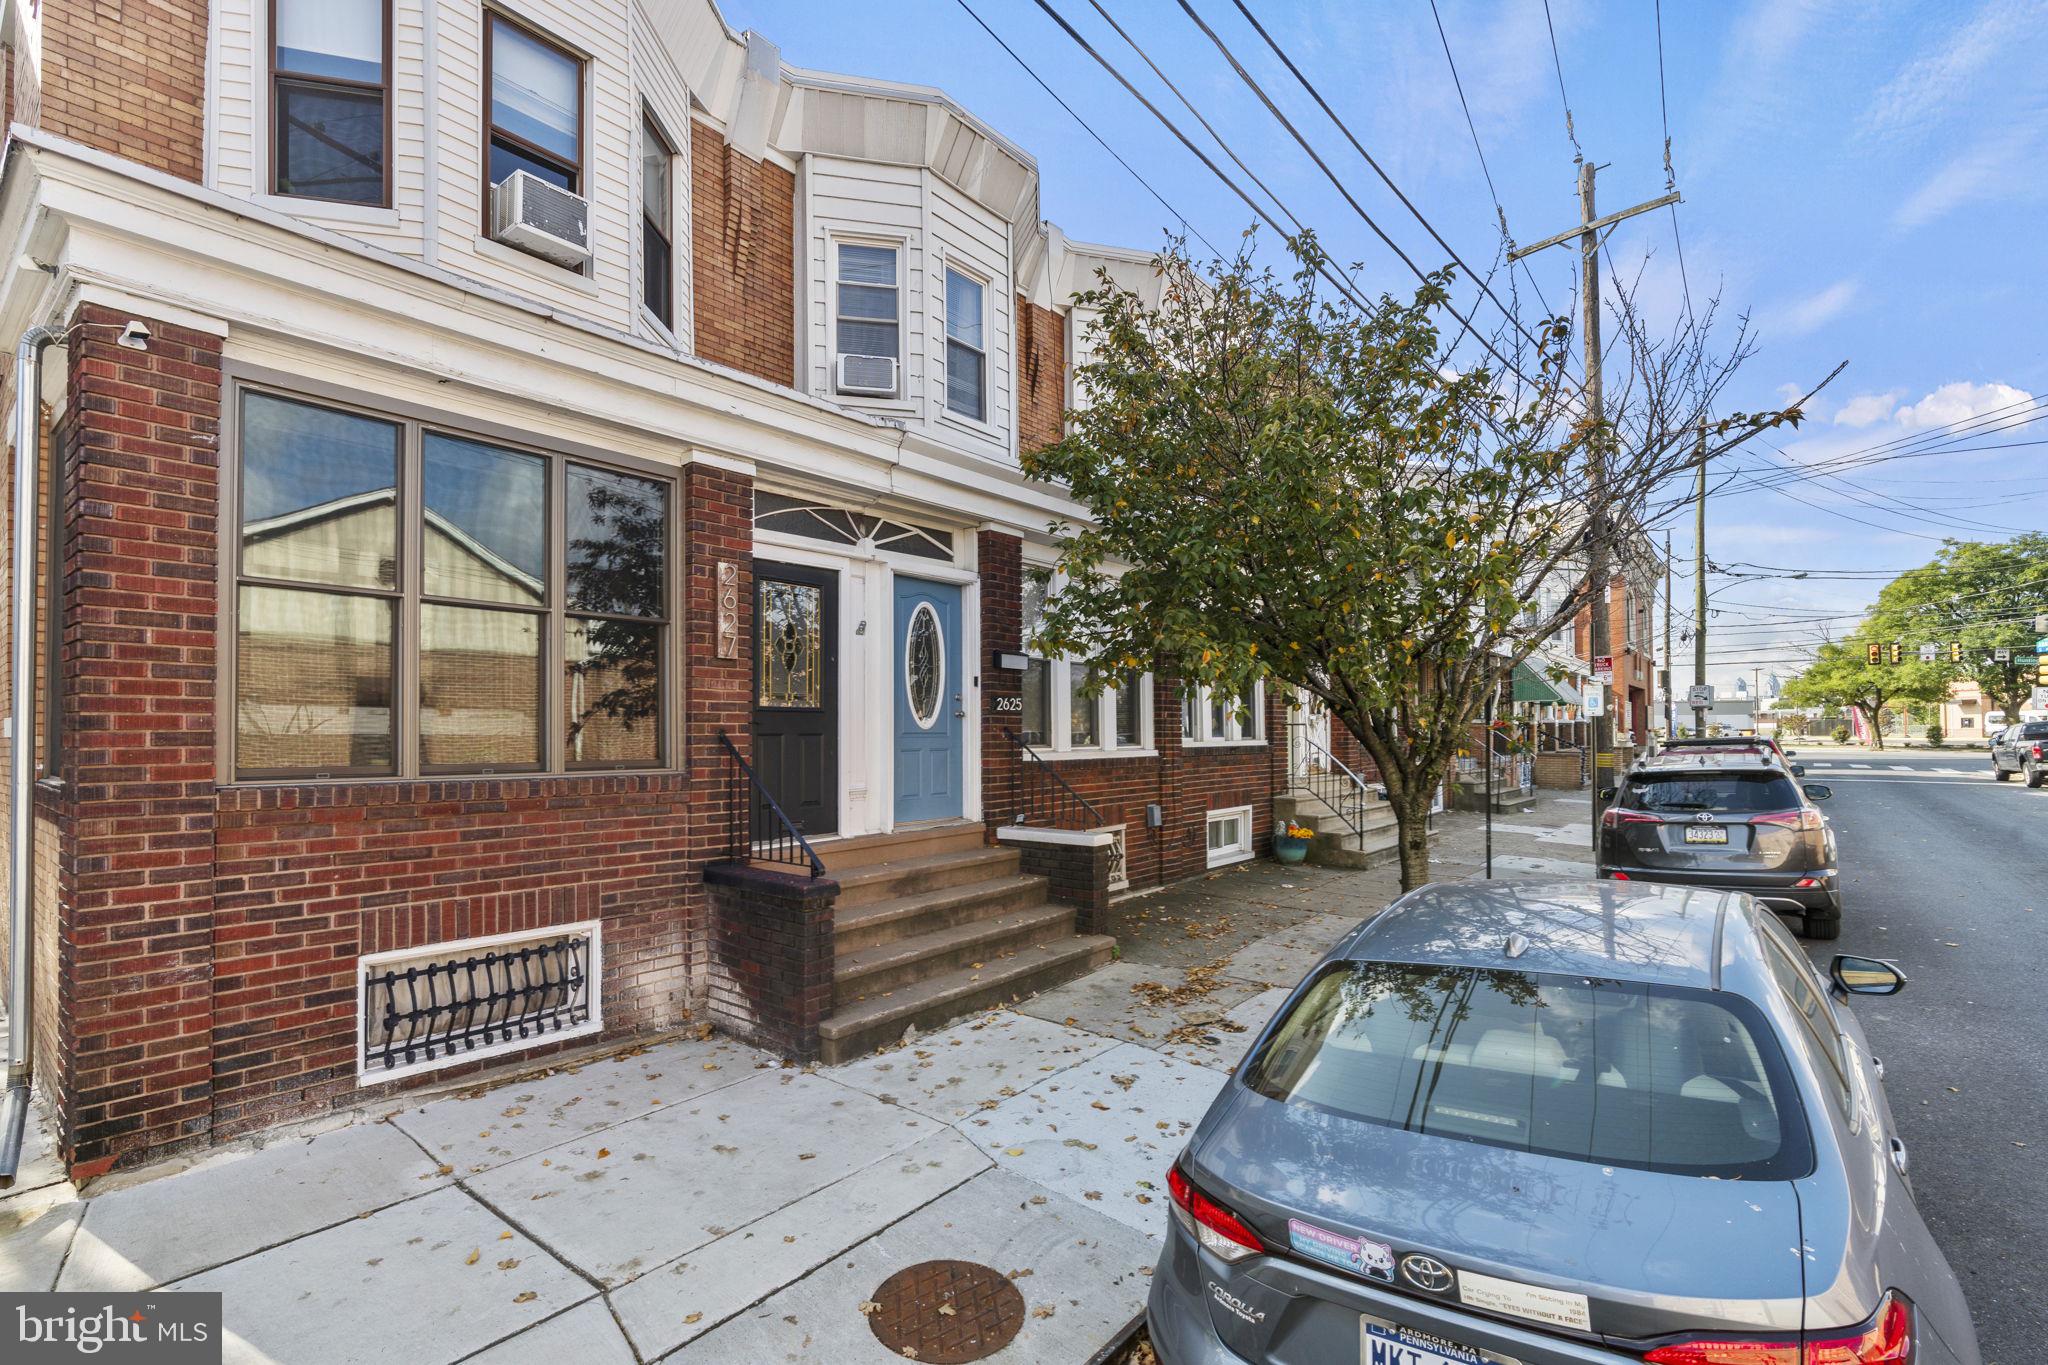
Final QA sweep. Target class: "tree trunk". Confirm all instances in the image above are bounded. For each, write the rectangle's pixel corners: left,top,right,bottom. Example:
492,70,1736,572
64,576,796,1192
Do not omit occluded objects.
1391,784,1436,892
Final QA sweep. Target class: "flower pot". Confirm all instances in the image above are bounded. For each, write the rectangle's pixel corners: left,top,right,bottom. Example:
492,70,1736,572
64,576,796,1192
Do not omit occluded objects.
1273,834,1309,864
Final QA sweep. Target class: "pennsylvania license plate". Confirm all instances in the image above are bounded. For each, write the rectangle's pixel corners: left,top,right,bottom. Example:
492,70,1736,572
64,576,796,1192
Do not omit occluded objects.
1683,825,1729,844
1362,1318,1492,1365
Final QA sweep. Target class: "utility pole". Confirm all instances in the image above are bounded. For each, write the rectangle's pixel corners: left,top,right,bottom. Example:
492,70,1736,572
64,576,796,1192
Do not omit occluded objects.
1511,169,1679,843
1692,422,1708,736
1663,529,1674,743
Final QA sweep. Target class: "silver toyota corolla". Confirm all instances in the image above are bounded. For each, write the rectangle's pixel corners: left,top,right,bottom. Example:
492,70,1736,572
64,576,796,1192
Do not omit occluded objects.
1148,879,1978,1364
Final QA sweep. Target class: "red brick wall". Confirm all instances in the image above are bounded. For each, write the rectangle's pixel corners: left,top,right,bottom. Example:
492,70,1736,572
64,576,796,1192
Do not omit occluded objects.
1016,297,1066,456
979,530,1280,891
55,306,223,1172
40,0,208,182
1573,573,1654,743
690,122,796,388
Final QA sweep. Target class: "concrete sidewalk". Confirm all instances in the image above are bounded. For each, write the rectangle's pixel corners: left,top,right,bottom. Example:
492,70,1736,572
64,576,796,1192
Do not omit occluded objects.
0,804,1564,1363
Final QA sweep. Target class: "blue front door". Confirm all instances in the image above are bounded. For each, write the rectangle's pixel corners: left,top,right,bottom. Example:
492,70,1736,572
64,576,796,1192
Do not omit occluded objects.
894,578,963,823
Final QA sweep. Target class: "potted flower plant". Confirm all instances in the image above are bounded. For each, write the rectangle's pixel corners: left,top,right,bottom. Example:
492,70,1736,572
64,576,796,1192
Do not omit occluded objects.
1273,821,1315,864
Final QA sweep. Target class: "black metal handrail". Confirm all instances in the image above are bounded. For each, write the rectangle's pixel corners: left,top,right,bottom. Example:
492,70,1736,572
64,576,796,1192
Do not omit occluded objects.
718,730,827,879
1002,728,1105,830
1287,723,1371,840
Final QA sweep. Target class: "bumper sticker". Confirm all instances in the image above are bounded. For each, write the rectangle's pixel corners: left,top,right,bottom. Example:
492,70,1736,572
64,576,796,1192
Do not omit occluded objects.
1287,1218,1395,1283
1457,1267,1592,1332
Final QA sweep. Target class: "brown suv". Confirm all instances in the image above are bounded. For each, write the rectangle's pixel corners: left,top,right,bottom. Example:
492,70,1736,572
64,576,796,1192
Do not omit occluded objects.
1598,751,1841,939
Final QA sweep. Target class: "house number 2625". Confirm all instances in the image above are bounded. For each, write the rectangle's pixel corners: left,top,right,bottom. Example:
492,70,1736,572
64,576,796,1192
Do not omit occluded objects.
993,696,1024,713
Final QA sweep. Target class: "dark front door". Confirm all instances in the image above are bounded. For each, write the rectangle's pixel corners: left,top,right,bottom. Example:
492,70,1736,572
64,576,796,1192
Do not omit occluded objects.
753,561,838,837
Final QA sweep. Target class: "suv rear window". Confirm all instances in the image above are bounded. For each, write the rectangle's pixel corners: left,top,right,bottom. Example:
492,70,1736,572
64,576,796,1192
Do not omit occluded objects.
2017,723,2048,740
1622,771,1802,814
1244,963,1811,1179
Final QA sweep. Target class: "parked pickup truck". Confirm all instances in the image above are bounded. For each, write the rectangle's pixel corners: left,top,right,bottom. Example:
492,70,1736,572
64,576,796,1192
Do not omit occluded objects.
1990,720,2048,786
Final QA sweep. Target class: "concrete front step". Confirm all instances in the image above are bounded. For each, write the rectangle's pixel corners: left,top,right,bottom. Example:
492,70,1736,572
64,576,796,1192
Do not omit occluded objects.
832,847,1023,909
834,901,1078,1006
818,935,1118,1064
835,871,1048,954
817,821,986,872
1309,826,1402,869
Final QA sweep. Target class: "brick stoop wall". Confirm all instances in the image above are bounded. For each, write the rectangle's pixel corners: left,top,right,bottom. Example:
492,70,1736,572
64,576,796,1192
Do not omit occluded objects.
703,862,838,1063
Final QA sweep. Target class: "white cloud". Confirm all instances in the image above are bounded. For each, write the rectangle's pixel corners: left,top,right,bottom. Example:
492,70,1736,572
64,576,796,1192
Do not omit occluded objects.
1894,128,2038,229
1766,279,1859,337
1832,391,1901,428
1861,0,2048,142
1893,380,2034,429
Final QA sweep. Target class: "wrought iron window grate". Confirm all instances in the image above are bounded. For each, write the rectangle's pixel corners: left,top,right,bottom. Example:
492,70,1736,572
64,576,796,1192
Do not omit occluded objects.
363,934,592,1073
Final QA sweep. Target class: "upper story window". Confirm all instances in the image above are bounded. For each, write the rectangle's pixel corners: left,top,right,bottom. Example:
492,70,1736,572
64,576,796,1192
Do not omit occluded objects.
230,388,670,782
272,0,390,205
944,269,986,422
487,15,584,196
835,242,900,397
641,113,676,329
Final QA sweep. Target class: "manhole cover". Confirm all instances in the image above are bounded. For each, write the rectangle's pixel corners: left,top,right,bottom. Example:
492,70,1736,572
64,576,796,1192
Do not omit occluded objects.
866,1259,1026,1363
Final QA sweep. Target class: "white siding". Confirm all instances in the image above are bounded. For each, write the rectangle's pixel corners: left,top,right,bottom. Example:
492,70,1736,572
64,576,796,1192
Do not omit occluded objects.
801,157,1018,466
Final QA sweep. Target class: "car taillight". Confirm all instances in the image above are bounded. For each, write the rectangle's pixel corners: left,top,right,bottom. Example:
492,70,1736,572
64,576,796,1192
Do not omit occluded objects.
1167,1165,1264,1263
1643,1294,1913,1365
1600,809,1663,828
2033,743,2043,760
1752,809,1823,832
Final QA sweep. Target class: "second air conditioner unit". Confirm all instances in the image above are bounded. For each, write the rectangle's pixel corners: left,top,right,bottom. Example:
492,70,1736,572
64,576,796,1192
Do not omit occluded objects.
490,170,591,270
836,353,898,397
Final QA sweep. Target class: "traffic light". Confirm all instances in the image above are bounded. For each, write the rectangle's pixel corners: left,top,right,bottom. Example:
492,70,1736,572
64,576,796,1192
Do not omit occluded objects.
2039,656,2048,686
1950,641,1963,663
1888,641,1903,666
1866,642,1882,666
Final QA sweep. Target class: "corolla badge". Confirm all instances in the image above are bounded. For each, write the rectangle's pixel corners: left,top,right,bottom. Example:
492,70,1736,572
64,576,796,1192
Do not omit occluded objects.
1207,1281,1266,1325
1400,1254,1456,1294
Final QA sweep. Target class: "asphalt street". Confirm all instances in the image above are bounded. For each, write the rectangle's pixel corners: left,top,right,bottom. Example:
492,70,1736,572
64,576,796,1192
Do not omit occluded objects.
1794,746,2048,1363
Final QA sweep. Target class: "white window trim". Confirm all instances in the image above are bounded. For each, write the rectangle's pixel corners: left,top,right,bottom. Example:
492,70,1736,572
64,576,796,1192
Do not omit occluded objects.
1021,562,1154,760
638,105,682,341
1182,679,1266,747
940,262,995,432
355,921,604,1085
1205,805,1255,869
831,234,906,400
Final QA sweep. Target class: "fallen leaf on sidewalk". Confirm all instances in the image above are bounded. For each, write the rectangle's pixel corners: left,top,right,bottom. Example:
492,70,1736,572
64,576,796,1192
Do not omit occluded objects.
1032,1304,1057,1319
497,1259,519,1271
1110,1074,1137,1091
684,1312,703,1325
858,1301,883,1316
1005,1147,1025,1156
937,1303,958,1317
596,1148,611,1159
498,1231,513,1241
513,1292,536,1304
465,1249,480,1265
1084,1191,1102,1200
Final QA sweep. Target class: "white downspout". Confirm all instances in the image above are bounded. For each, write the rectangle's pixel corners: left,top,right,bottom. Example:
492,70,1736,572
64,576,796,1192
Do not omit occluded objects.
0,321,57,1185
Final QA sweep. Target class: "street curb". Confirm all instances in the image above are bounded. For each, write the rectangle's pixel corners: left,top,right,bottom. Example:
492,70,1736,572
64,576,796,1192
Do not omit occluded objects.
1085,1308,1147,1364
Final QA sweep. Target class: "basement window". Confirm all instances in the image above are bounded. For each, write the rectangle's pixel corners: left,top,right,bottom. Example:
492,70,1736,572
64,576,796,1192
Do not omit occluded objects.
1206,805,1254,869
358,923,600,1083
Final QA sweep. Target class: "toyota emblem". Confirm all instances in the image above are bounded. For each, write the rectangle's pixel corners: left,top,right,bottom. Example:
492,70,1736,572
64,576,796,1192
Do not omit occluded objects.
1693,812,1715,823
1400,1254,1455,1294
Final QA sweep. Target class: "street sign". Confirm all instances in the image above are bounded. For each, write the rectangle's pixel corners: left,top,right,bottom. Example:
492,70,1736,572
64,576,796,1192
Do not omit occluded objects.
1686,684,1714,706
1996,647,2012,663
2035,636,2048,652
1584,687,1607,717
1917,643,1938,663
2018,654,2039,666
1592,655,1613,682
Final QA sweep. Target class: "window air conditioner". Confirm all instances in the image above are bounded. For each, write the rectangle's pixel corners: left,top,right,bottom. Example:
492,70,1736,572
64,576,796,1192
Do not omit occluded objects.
490,170,591,270
837,353,898,396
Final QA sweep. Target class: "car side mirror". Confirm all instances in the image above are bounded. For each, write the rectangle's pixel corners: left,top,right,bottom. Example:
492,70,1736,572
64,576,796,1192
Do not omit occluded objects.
1597,785,1616,801
1831,955,1905,996
1791,764,1806,777
1802,783,1833,801
1783,749,1797,757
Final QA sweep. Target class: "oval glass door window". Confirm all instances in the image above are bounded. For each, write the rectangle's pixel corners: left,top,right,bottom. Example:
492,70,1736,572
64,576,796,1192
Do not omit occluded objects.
905,602,944,728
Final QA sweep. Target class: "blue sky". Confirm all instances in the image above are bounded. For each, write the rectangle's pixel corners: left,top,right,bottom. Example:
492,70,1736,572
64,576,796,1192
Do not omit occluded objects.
723,0,2048,689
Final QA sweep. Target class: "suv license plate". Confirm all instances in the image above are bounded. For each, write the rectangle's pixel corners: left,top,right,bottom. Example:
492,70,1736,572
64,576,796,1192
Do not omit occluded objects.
1362,1319,1494,1365
1683,825,1729,844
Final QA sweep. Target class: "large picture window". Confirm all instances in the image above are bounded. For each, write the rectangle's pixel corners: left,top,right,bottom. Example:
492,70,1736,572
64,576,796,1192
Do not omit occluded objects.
1016,566,1151,757
272,0,390,205
487,15,584,197
231,389,670,780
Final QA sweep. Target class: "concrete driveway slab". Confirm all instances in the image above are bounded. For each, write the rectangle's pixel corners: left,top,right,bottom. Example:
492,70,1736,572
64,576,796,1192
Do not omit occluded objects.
608,1128,990,1358
459,1300,637,1365
172,1184,591,1365
825,1011,1117,1122
969,1041,1223,1238
60,1120,447,1292
1015,959,1260,1046
0,1190,83,1292
394,1032,766,1173
668,1168,1158,1363
465,1071,933,1288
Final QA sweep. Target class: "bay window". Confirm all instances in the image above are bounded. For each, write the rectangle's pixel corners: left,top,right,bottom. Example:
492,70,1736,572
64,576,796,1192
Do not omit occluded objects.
1015,567,1151,756
1182,680,1265,745
231,388,670,781
272,0,390,205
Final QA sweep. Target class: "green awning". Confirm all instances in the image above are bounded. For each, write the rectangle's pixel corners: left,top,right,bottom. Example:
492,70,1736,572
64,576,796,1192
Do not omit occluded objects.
1512,660,1564,704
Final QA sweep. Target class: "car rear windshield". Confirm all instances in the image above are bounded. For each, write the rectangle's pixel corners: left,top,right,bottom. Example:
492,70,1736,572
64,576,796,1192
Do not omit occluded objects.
1622,771,1802,814
2018,723,2048,739
1244,962,1811,1179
